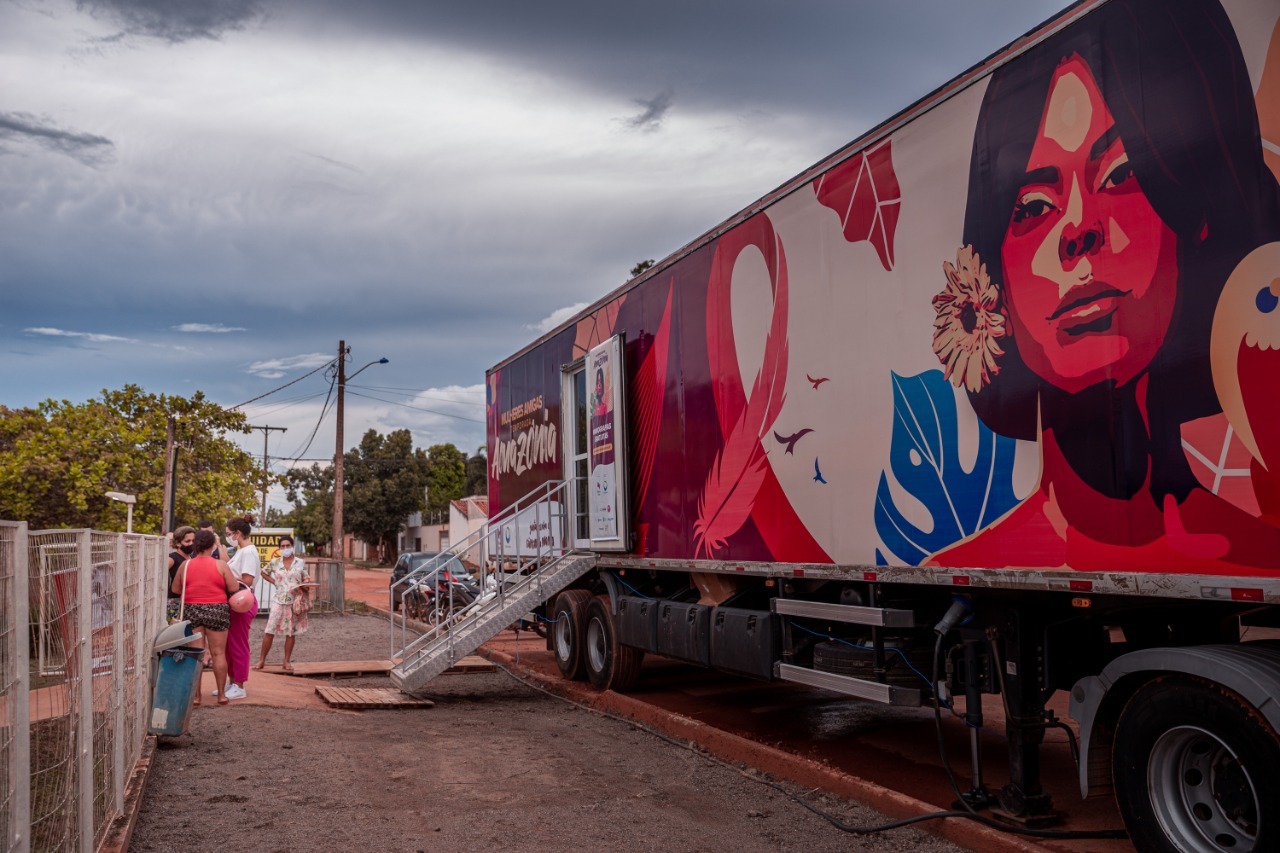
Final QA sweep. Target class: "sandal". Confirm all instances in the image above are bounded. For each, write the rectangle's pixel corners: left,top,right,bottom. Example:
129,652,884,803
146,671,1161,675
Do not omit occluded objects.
217,696,229,705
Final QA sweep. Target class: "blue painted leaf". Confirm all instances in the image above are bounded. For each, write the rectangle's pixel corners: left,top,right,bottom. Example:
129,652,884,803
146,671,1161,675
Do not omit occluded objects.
873,370,1020,566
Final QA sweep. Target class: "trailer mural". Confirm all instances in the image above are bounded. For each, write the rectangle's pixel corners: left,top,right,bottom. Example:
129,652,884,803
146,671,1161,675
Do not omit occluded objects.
489,0,1280,577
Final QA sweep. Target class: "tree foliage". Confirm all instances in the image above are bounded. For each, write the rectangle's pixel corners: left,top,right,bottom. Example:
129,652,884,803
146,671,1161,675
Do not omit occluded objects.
629,259,655,279
344,429,429,561
282,434,474,561
283,464,334,549
0,385,263,533
424,443,467,515
464,445,487,498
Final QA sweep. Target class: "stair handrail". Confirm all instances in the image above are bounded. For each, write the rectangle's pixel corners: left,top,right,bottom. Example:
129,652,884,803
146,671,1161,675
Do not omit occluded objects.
390,479,573,657
394,549,587,671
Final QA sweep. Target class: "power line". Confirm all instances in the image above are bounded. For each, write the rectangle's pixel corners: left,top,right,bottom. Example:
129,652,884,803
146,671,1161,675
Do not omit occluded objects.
280,374,338,463
238,389,332,419
229,359,336,410
347,382,486,404
345,388,484,423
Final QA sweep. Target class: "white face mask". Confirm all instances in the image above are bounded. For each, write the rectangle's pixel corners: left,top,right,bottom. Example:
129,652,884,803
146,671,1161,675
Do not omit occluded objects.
279,548,294,558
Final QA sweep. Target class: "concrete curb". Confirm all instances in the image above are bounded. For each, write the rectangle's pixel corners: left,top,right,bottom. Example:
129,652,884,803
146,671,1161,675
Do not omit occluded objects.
99,735,157,853
479,646,1050,853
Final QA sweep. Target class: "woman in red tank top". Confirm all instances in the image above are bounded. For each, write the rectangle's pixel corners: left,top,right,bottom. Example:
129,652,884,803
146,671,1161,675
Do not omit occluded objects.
172,529,238,706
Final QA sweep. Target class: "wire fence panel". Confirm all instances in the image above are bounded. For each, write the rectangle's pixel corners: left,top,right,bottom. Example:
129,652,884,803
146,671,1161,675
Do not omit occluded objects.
5,525,167,853
88,533,117,845
1,522,30,853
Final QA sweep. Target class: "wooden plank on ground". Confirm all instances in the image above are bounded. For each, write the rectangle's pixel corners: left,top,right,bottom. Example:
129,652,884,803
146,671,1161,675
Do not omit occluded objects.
314,686,434,710
265,660,394,678
443,655,497,675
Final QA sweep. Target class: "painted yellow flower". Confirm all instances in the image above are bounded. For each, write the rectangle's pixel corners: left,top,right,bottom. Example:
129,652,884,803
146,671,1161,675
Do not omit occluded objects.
932,246,1007,393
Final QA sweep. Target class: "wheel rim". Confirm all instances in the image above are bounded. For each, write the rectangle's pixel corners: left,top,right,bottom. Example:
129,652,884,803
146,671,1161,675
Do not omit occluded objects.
554,615,573,661
586,616,606,673
1148,724,1259,852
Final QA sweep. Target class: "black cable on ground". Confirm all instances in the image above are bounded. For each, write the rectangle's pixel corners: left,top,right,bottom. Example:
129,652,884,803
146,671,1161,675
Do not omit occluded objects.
491,657,1127,840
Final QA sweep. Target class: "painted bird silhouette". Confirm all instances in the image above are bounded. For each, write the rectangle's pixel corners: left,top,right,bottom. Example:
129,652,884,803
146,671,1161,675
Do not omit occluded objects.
774,428,814,455
806,374,830,389
813,458,827,484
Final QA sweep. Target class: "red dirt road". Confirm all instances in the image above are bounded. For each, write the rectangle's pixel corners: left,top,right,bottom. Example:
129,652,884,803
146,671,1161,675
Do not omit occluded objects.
346,566,1133,853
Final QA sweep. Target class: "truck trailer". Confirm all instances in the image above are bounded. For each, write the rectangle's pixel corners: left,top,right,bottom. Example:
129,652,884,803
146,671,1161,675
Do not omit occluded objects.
478,1,1280,849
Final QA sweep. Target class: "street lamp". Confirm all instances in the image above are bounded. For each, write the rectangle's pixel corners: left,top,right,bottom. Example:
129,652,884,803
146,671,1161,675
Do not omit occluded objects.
331,342,389,562
105,491,136,533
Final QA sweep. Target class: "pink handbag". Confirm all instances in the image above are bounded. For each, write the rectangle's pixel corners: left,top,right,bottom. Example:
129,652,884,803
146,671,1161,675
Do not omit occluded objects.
229,587,256,613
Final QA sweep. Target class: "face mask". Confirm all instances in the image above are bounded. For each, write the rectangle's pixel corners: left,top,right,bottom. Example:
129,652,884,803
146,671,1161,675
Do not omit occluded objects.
280,548,294,558
179,544,194,555
226,535,236,547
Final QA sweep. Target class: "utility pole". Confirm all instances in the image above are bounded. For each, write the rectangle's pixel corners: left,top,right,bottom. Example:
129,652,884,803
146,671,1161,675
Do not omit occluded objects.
330,342,388,563
251,424,288,522
161,416,176,535
332,340,348,561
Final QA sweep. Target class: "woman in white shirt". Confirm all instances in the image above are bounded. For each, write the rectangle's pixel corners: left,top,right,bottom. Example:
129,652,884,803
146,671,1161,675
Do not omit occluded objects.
221,515,260,701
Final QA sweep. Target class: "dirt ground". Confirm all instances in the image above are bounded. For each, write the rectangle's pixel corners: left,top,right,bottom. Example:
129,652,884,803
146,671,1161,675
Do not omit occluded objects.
131,612,960,853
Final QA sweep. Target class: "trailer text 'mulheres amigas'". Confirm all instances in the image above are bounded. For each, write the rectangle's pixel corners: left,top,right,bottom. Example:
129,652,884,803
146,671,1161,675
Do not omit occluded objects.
485,1,1280,849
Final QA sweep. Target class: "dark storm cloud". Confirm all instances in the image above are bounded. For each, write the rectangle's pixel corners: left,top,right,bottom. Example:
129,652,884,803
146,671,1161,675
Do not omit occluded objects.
76,0,263,43
0,111,114,165
288,0,1069,124
627,89,674,132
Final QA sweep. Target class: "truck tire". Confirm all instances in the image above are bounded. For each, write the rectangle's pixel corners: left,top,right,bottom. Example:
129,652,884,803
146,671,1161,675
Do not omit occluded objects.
583,595,644,692
1113,675,1279,853
552,590,592,681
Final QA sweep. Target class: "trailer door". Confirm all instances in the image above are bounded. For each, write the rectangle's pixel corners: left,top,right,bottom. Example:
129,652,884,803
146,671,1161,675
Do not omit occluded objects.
562,362,591,549
562,334,631,552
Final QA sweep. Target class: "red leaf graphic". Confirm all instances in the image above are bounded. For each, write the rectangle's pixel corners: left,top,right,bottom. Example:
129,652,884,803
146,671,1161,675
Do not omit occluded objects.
813,138,901,271
630,282,674,552
695,215,790,558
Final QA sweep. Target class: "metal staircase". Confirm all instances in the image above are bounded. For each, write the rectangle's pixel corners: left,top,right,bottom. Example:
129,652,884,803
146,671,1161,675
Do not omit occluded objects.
389,480,595,695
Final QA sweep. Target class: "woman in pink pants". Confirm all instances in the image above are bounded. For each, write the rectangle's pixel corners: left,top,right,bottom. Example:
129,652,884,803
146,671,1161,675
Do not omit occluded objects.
221,515,260,701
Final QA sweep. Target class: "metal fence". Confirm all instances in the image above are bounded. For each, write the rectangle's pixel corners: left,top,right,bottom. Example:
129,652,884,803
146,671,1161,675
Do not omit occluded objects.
306,559,345,613
1,522,166,853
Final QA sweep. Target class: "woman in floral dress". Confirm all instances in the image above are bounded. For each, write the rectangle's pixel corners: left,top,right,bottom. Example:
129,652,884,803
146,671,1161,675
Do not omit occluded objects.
253,536,312,673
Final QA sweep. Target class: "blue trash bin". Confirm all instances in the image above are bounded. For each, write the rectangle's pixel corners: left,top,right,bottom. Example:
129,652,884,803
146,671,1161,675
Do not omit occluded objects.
149,621,204,736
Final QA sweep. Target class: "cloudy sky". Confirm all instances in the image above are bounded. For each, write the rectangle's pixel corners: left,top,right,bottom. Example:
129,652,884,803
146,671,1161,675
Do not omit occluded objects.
0,0,1071,511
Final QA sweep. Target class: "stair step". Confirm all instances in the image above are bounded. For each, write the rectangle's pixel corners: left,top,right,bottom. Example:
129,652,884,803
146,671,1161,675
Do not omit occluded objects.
392,553,595,694
772,598,915,628
775,662,924,706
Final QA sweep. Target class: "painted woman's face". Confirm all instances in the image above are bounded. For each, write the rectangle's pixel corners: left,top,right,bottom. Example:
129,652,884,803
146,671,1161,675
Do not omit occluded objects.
1001,56,1178,394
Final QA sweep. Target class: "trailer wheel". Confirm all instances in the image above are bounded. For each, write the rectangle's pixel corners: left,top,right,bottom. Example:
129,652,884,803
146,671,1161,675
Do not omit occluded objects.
552,590,592,680
583,595,643,692
1114,676,1280,853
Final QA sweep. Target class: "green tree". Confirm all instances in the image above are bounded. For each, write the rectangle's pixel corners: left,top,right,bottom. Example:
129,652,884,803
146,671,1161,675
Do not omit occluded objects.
344,429,430,563
629,259,655,279
464,445,487,498
424,443,467,516
283,463,335,551
0,385,262,532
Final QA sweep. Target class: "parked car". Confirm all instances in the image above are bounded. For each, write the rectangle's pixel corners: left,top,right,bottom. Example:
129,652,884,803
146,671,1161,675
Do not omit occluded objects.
389,551,441,609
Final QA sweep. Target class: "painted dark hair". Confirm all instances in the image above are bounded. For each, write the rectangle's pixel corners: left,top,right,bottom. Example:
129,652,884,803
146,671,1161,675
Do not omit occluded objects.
226,515,254,536
963,0,1280,440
